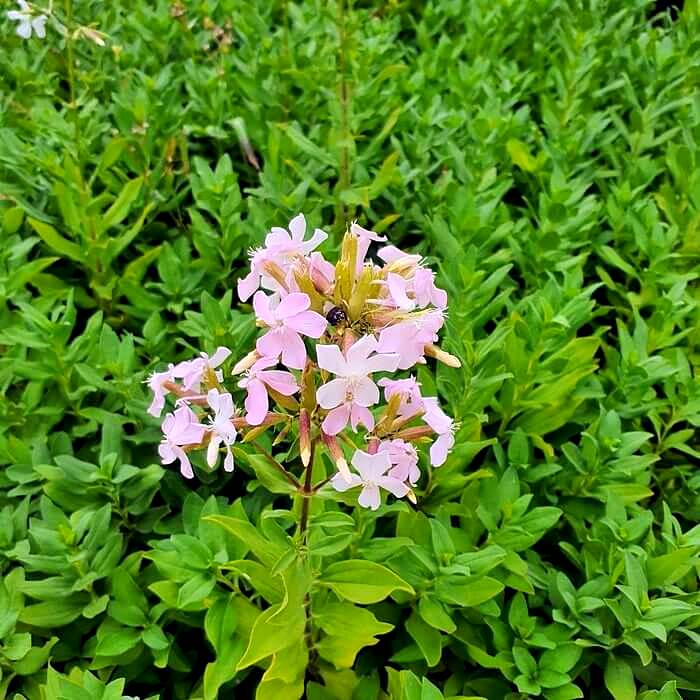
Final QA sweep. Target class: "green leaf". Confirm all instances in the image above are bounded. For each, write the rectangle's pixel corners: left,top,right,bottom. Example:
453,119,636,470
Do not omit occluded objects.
405,610,442,667
315,601,393,669
604,656,636,700
434,576,504,607
28,218,83,262
321,560,414,604
99,177,143,233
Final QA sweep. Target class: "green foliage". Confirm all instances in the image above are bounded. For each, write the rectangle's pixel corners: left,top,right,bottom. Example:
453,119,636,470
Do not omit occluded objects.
1,0,699,698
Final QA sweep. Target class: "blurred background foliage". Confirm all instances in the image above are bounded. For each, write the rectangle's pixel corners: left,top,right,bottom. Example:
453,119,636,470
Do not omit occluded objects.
0,0,699,698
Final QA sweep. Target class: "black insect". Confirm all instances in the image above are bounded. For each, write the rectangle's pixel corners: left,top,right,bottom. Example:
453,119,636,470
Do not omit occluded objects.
326,306,348,326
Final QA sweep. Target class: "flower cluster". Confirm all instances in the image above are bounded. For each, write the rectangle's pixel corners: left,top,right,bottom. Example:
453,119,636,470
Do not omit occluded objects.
146,215,459,510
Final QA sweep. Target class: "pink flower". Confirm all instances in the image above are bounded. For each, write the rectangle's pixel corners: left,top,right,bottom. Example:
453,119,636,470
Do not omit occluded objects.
308,251,335,293
379,439,420,485
376,310,444,369
253,291,327,370
316,335,399,435
205,390,237,472
237,357,299,425
331,449,409,510
423,398,455,466
350,222,386,275
413,268,447,309
378,376,424,420
238,214,328,301
386,272,417,311
384,270,447,311
146,366,175,417
171,347,232,392
159,406,206,479
378,245,421,266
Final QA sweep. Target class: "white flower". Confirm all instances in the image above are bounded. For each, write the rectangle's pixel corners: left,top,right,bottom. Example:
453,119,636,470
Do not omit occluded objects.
7,1,47,39
205,390,237,472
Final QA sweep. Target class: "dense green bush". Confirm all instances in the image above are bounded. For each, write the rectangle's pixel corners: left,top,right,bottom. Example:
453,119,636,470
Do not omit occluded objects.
1,0,699,698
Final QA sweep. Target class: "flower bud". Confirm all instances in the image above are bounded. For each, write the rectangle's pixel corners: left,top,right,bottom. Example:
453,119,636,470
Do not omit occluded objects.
394,425,434,441
299,409,312,466
321,431,352,483
232,350,259,375
424,343,461,368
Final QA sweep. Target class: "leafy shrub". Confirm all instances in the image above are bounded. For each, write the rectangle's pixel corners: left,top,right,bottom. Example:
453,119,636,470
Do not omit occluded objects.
0,0,699,699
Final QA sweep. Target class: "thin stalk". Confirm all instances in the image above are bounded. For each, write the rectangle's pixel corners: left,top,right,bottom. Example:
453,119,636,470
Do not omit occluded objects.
64,0,82,168
251,440,301,488
298,439,316,539
335,0,351,225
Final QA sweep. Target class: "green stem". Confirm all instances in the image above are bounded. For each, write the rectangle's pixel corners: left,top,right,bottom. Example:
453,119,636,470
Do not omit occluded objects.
64,0,82,167
335,0,351,225
252,440,301,488
298,439,316,540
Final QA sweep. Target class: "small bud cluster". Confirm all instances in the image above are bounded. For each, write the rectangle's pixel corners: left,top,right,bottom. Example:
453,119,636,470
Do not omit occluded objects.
146,215,459,510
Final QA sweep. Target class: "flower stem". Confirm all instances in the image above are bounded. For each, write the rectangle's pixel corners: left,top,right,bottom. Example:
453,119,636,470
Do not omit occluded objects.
63,0,82,167
298,439,316,540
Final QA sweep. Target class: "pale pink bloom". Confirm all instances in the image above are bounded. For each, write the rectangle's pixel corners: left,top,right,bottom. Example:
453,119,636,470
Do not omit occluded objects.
378,376,424,419
253,291,327,370
159,406,206,479
378,245,421,266
376,310,444,369
384,270,447,311
237,357,298,425
331,449,409,510
423,397,455,466
316,335,399,435
171,347,231,392
379,439,420,485
146,365,175,417
350,222,386,274
7,1,47,39
205,390,237,472
307,251,335,292
386,272,417,311
413,267,447,309
238,214,328,300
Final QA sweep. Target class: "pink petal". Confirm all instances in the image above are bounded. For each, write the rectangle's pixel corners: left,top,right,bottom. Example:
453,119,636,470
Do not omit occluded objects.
253,291,275,326
358,484,381,510
351,376,380,407
256,328,283,360
259,370,298,396
387,273,415,310
223,448,235,472
276,292,311,319
331,472,363,492
174,446,194,479
288,213,306,242
362,352,400,375
280,328,307,370
285,309,327,338
244,377,269,426
430,432,454,467
377,476,410,498
350,404,374,432
322,404,351,435
352,450,391,481
209,347,232,367
265,227,292,249
346,334,378,366
377,245,421,265
316,344,347,375
317,378,348,409
299,228,328,255
238,270,260,301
